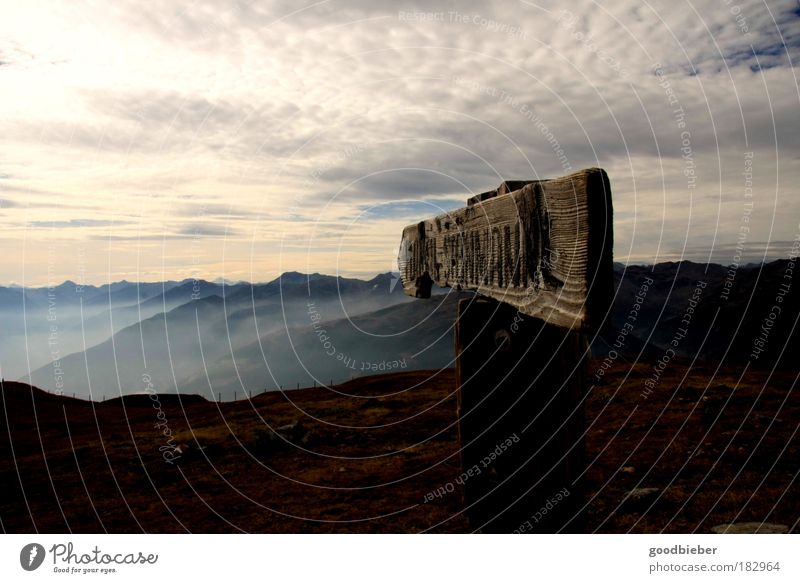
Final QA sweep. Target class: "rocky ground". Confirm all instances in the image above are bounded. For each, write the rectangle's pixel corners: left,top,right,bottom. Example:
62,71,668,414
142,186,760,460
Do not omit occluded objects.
1,361,797,533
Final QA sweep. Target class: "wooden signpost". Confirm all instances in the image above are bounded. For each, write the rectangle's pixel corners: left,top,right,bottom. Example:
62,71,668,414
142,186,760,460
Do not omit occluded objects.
398,168,613,532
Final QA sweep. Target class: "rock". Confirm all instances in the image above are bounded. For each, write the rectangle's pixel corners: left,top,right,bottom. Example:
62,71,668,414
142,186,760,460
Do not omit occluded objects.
701,396,726,427
253,422,309,456
174,442,192,455
160,441,216,465
712,522,789,534
275,420,310,443
621,487,661,511
276,420,300,433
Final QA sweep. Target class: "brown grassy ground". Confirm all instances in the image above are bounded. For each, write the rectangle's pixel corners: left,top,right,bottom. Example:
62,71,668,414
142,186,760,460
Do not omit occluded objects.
1,361,797,533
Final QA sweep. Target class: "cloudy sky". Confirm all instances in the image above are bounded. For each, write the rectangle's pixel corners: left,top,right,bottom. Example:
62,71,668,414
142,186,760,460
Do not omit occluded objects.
1,0,798,285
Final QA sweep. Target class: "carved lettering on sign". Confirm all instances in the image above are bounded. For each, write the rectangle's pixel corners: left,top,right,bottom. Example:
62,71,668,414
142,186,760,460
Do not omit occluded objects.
397,168,614,330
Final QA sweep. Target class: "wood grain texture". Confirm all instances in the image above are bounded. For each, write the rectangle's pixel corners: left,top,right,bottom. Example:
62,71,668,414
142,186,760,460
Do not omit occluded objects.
397,168,613,330
455,298,587,533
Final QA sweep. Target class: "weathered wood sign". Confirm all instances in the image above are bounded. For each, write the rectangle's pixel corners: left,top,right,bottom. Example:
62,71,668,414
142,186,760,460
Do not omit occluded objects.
397,167,613,533
397,167,613,330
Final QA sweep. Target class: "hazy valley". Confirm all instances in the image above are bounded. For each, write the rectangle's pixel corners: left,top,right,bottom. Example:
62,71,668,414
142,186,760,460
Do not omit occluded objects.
1,260,796,402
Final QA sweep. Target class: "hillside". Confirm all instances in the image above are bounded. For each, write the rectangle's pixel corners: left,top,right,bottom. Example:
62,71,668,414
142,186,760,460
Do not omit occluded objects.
1,362,797,533
600,260,799,365
20,272,414,399
14,259,798,402
179,292,469,394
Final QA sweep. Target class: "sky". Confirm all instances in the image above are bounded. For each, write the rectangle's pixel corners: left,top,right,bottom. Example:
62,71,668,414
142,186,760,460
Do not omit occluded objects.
1,0,798,286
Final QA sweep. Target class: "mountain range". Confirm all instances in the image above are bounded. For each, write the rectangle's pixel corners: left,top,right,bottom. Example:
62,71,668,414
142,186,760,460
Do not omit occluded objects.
1,260,796,400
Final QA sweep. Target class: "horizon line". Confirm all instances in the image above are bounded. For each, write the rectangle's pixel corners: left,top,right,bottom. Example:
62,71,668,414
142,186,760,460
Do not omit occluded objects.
1,257,791,288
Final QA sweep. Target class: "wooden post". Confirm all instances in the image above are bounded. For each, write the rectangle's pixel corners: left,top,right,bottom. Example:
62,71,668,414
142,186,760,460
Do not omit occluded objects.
455,297,587,532
397,167,613,533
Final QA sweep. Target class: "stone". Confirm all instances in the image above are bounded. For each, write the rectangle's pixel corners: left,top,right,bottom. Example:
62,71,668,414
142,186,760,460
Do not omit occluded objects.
712,522,789,534
621,487,661,511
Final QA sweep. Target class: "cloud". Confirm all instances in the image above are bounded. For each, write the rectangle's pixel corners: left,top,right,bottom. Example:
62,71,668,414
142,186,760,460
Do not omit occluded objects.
356,198,465,220
177,223,240,237
27,219,133,228
0,0,798,284
175,201,259,220
0,42,38,69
